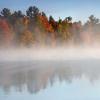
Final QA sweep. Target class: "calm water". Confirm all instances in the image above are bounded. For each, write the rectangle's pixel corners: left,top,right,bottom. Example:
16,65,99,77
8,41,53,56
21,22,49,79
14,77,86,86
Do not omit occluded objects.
0,59,100,100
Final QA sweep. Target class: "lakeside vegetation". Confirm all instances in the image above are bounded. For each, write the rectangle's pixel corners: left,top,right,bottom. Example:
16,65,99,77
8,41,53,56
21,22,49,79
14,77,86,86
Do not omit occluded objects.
0,6,100,47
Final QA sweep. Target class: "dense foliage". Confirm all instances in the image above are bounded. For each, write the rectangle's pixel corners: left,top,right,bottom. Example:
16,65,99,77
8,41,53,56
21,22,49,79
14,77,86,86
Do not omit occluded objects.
0,6,100,47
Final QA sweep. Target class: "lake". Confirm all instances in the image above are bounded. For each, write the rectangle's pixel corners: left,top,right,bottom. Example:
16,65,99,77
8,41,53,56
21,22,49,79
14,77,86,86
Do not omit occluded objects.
0,59,100,100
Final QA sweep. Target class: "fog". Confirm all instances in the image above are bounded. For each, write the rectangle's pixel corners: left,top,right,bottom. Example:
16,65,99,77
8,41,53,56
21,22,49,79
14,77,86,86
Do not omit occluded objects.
0,46,100,62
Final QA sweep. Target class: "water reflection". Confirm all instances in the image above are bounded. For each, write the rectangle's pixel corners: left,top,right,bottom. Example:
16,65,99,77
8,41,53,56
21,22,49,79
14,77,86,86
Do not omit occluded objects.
0,59,100,94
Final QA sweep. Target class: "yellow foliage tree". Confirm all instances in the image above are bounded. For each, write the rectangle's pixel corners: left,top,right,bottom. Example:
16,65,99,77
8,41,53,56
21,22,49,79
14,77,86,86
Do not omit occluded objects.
20,30,34,46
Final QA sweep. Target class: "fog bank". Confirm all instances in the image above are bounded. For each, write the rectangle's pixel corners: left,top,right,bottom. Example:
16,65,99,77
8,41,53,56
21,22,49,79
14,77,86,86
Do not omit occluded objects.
0,47,100,62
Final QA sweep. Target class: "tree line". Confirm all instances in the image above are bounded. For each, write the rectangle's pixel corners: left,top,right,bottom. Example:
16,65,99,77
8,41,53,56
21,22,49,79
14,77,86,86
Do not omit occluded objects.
0,6,100,47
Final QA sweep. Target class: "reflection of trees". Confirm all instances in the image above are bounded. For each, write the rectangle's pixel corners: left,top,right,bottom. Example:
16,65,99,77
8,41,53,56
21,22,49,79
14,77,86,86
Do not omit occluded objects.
0,60,100,94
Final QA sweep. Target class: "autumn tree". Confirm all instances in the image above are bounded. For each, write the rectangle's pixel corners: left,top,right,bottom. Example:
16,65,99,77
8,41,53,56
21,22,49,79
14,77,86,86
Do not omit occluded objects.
49,16,57,31
0,19,13,46
20,30,34,46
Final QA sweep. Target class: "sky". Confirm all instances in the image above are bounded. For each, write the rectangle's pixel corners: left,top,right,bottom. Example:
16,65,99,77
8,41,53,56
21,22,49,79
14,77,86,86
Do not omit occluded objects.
0,0,100,22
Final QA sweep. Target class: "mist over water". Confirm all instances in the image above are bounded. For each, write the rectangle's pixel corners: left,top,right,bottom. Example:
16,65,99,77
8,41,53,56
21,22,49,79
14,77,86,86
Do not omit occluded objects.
1,1,100,100
0,46,100,62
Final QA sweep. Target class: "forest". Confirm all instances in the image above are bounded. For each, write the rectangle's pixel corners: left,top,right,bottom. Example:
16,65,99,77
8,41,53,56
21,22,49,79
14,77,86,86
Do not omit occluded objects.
0,6,100,47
